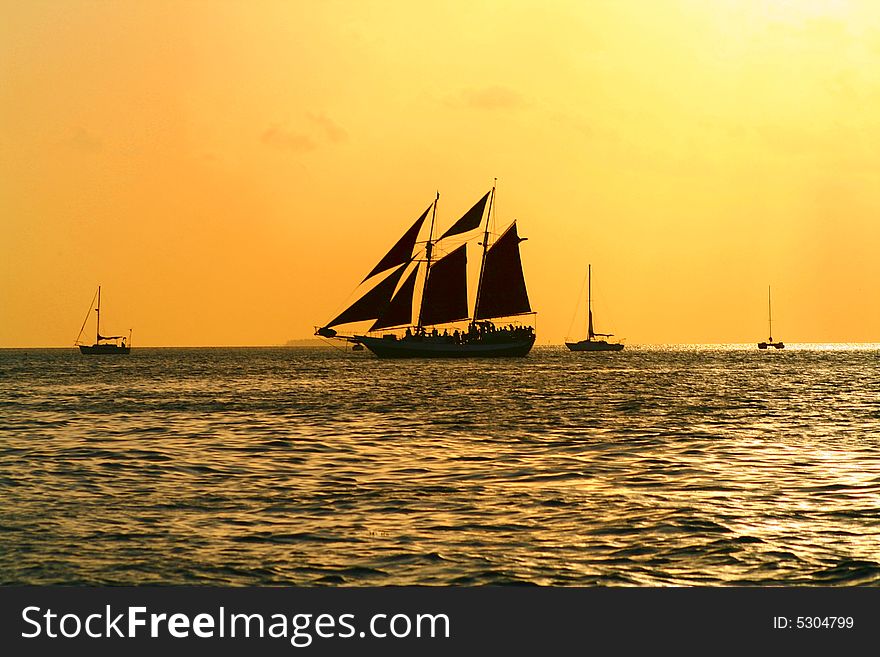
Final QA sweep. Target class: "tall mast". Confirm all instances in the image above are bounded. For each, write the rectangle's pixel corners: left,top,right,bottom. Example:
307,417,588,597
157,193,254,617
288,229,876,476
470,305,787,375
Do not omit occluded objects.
768,285,772,341
472,180,496,323
587,264,594,340
96,285,101,343
417,192,439,330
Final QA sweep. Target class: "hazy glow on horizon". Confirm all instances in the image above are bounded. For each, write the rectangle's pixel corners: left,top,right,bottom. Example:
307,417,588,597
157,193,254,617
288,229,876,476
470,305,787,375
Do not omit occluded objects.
2,0,879,346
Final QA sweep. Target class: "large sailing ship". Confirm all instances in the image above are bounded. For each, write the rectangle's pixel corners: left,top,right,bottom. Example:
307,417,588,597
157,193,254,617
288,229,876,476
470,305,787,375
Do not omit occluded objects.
75,285,131,355
315,185,536,358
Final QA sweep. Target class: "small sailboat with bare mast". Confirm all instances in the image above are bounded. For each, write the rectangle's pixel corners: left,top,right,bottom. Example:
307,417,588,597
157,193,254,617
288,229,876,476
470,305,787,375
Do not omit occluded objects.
75,285,131,354
757,285,784,350
566,265,623,352
315,184,536,358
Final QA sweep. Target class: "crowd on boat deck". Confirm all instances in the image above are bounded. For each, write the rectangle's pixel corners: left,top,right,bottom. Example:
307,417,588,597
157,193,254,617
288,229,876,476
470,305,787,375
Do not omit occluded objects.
402,322,534,344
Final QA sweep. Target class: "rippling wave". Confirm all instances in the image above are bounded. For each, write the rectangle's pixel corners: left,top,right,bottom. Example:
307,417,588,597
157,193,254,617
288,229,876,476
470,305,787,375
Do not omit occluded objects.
1,345,879,585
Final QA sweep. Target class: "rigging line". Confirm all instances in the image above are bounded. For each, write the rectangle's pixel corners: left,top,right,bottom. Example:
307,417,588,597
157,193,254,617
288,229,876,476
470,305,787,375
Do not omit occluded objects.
432,230,472,253
74,288,98,345
565,268,589,340
317,336,353,354
323,257,419,328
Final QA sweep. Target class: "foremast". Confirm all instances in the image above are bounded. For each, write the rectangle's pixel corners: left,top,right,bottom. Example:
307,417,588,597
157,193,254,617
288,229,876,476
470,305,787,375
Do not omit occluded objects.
472,182,496,327
416,192,440,331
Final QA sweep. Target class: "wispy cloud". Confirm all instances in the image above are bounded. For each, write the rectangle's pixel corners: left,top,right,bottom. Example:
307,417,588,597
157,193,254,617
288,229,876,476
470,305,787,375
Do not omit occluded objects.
307,112,348,143
459,85,526,111
261,113,348,153
261,125,317,152
63,127,103,153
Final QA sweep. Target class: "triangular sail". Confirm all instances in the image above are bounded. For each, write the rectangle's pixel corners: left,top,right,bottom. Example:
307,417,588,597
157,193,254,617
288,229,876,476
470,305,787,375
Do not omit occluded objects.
585,265,613,338
327,263,408,328
438,192,490,240
371,264,420,331
74,288,98,345
362,205,431,282
474,222,531,320
419,244,468,326
587,265,594,338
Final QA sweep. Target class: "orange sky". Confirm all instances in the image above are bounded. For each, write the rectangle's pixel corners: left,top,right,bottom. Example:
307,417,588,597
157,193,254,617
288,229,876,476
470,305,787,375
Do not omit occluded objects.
2,0,879,346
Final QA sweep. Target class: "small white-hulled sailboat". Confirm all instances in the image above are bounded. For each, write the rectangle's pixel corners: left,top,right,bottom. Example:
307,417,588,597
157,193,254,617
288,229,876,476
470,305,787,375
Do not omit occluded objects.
75,286,131,354
315,184,536,358
566,265,623,352
757,285,784,350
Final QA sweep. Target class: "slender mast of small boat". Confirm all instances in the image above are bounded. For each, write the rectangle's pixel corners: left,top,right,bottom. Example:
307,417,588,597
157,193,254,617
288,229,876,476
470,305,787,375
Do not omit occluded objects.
416,192,440,330
96,285,101,345
585,264,610,340
768,285,773,343
587,265,594,339
473,181,496,319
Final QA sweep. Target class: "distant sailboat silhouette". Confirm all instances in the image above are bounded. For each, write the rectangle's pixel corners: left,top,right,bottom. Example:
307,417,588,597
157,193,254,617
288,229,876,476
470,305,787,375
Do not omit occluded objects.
315,184,536,358
757,286,784,350
566,265,623,352
75,286,131,355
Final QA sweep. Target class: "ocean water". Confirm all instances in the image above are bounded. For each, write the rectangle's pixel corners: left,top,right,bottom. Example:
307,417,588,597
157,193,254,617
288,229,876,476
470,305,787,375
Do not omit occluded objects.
1,344,879,586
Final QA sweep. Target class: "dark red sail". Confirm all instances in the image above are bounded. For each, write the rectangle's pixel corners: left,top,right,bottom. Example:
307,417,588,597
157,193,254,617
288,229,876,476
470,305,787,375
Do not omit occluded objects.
474,222,531,320
438,191,490,240
371,264,420,331
419,244,468,327
362,204,430,282
326,263,407,328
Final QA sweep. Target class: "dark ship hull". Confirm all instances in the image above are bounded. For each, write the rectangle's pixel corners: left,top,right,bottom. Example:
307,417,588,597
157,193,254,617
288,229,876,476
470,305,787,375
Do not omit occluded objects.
79,344,130,355
566,339,624,352
757,341,784,350
356,334,535,358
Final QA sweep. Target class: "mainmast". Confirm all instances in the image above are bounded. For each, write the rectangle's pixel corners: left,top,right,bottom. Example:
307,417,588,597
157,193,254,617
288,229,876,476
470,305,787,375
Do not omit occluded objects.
416,192,440,330
472,181,496,324
768,285,773,341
